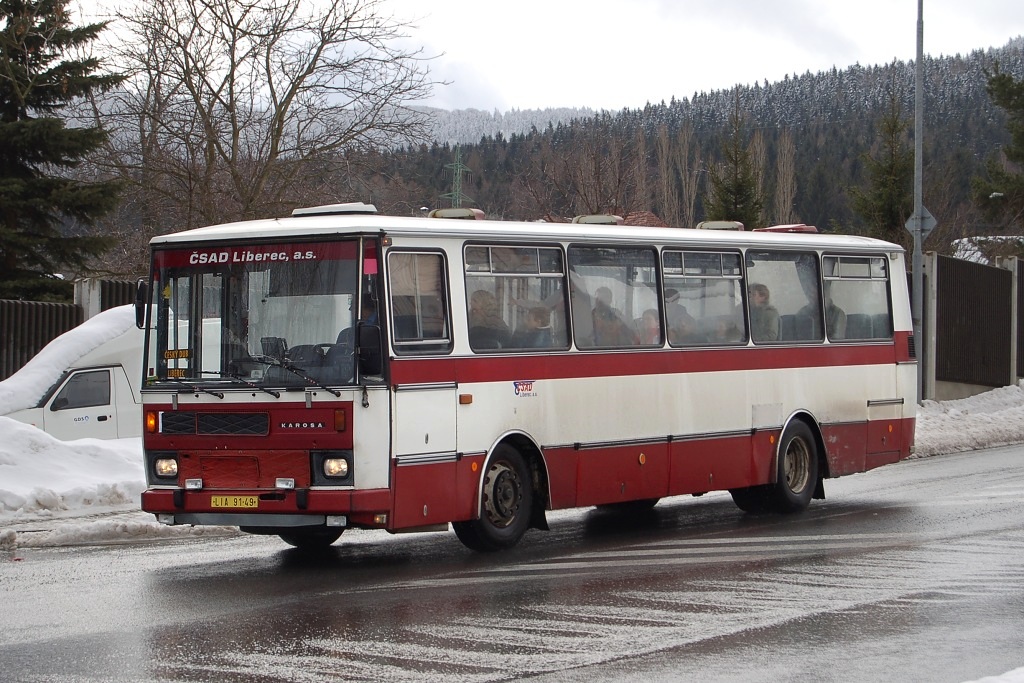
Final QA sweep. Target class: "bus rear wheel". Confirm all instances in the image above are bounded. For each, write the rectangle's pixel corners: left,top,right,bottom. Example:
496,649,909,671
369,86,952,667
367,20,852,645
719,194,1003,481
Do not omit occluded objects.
766,420,819,513
278,528,343,549
453,444,533,552
729,486,771,514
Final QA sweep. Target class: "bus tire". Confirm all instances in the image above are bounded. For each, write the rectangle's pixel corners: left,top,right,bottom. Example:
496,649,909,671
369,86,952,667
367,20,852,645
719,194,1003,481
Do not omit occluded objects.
729,486,771,514
767,420,819,513
453,444,533,552
278,528,343,549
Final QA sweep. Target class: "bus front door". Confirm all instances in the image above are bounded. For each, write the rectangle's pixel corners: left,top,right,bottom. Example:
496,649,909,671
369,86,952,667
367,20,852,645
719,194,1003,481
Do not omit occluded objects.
391,382,458,528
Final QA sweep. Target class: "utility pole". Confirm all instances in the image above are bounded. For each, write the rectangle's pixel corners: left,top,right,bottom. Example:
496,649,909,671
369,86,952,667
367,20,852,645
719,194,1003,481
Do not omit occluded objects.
905,0,936,404
441,145,473,208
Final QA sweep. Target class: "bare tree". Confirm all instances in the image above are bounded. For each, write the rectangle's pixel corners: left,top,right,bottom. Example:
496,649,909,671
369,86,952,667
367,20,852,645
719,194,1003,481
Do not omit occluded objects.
655,123,679,225
93,0,435,241
774,128,798,224
676,123,701,227
515,119,644,220
749,127,767,225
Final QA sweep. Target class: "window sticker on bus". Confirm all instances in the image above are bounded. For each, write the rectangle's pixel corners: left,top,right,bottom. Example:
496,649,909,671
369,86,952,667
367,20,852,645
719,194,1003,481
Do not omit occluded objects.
513,380,536,397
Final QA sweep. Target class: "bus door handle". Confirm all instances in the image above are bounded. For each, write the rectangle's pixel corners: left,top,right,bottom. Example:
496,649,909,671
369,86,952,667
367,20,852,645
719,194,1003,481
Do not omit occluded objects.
97,415,108,422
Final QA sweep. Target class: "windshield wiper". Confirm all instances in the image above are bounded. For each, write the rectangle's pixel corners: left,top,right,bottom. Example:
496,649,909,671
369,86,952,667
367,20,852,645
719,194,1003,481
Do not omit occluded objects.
247,357,342,397
154,378,225,400
201,370,281,398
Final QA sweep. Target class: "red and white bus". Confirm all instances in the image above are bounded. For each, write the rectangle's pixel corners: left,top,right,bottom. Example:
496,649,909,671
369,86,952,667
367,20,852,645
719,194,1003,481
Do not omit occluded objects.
137,204,916,551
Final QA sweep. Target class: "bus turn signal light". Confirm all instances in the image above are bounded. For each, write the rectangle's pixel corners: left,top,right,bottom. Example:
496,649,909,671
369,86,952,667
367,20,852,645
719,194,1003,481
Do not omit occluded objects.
146,411,158,433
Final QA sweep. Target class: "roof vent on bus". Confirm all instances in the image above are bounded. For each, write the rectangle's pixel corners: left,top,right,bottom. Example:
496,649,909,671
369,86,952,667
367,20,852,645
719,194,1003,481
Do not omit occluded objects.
427,208,485,220
696,220,744,231
290,202,378,217
571,214,624,225
753,223,819,233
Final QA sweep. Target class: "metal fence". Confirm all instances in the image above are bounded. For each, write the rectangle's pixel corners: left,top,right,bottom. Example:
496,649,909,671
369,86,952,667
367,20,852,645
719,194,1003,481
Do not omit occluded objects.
934,255,1013,388
0,279,135,381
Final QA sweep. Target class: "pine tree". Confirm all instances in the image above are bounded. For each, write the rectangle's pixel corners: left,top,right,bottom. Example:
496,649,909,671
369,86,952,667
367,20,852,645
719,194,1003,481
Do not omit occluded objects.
0,0,122,301
971,65,1024,233
848,95,913,249
704,94,763,229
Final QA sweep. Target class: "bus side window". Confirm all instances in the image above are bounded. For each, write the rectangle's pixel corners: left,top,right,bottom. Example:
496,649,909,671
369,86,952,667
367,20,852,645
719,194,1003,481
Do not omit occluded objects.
388,252,453,355
823,255,892,341
464,245,569,353
663,250,746,346
746,251,822,343
567,245,657,349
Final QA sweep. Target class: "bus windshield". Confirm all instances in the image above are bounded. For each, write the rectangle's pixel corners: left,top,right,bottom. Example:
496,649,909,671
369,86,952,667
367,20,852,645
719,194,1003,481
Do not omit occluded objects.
146,240,367,388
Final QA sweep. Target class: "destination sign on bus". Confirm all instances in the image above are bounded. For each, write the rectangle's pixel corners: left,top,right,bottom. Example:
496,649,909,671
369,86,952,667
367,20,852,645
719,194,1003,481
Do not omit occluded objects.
153,241,357,269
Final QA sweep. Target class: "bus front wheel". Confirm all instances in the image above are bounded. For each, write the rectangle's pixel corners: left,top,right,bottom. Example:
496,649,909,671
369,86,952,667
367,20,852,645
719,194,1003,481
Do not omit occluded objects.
453,444,533,552
278,528,343,549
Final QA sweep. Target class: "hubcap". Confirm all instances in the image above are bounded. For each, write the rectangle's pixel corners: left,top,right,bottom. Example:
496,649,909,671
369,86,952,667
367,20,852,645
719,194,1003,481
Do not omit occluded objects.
783,437,811,493
482,461,521,528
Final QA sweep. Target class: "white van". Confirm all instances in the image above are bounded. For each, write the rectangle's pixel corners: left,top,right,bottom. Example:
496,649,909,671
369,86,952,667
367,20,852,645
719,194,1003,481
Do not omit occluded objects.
1,306,144,440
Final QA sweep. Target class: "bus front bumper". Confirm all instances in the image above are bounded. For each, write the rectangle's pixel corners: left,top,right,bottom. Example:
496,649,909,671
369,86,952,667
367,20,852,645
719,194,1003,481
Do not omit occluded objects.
141,487,392,528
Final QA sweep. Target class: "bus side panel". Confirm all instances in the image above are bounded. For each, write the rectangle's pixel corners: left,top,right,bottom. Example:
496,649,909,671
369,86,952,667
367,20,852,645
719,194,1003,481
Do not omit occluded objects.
820,422,868,476
543,449,579,509
455,454,486,521
575,444,670,507
669,434,755,495
391,462,458,528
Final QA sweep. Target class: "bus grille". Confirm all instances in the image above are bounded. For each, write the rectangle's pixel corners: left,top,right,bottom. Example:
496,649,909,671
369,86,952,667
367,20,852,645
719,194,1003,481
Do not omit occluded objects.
161,412,269,436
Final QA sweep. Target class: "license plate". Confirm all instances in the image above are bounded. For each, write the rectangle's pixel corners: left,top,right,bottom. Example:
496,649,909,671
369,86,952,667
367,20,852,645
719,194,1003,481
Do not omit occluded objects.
210,495,258,509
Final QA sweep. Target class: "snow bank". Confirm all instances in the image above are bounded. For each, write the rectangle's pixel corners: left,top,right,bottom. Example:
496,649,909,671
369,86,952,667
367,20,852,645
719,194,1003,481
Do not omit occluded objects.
0,416,144,516
913,381,1024,457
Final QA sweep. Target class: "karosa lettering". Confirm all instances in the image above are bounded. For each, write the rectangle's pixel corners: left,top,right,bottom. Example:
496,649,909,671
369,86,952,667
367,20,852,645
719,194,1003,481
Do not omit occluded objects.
188,249,317,265
279,421,326,429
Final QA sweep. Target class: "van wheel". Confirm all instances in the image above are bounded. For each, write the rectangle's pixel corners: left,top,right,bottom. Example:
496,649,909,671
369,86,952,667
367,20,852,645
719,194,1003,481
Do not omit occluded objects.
453,444,532,551
278,528,343,549
767,420,819,513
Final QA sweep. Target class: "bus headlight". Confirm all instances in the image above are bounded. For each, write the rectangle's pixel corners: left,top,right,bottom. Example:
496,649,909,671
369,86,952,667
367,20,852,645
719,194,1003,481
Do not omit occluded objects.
312,450,353,485
323,458,349,478
154,457,178,478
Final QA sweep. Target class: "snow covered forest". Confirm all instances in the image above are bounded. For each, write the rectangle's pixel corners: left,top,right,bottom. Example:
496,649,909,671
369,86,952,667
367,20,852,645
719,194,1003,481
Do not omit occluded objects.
371,37,1024,244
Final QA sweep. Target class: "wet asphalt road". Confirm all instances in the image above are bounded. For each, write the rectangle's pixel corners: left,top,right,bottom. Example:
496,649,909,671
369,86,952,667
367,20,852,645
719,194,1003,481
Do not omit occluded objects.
2,446,1023,683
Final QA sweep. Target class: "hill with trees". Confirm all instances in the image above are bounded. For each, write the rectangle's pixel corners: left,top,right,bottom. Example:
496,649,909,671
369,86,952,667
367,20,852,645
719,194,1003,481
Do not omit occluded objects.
348,37,1024,258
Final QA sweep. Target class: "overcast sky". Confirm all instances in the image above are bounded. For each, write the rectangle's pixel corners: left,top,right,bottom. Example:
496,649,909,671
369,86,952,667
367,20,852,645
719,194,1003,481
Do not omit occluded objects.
386,0,1024,112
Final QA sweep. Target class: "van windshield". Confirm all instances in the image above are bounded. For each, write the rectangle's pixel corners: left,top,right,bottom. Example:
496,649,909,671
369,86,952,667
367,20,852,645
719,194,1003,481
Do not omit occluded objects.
145,240,370,388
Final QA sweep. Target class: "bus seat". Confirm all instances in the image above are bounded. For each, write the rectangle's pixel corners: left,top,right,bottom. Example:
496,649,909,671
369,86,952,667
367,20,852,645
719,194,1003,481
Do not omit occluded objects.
779,315,797,340
846,313,873,339
392,315,419,340
286,344,324,368
261,336,287,359
871,313,892,338
794,313,816,340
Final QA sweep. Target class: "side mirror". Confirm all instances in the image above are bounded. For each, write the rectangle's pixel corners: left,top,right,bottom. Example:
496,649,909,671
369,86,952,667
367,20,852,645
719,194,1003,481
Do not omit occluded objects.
134,279,149,329
356,323,382,376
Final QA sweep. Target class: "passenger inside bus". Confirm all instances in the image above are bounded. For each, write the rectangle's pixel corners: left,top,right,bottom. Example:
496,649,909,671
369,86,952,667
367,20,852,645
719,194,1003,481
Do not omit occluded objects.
511,307,554,348
468,289,512,349
748,283,780,342
592,289,639,346
638,308,662,345
664,289,697,343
